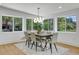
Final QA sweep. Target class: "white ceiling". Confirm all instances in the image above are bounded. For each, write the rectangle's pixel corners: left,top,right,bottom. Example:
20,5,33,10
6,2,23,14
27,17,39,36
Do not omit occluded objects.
1,3,79,16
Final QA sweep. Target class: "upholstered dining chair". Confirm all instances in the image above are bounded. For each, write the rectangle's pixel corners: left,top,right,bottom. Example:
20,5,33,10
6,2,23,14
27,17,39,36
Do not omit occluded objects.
30,33,40,51
24,32,31,48
45,32,58,54
50,32,58,53
30,33,36,49
30,32,44,52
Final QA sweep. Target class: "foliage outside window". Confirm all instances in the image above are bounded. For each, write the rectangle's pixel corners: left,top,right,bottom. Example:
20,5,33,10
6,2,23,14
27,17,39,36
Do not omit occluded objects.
49,19,53,30
26,19,32,30
14,17,22,31
57,17,66,31
2,16,13,32
57,16,76,32
66,16,76,32
43,19,53,30
43,19,49,30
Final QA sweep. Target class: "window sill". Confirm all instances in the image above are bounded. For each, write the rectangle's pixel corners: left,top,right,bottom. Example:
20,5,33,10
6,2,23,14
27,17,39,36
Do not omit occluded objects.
57,31,76,33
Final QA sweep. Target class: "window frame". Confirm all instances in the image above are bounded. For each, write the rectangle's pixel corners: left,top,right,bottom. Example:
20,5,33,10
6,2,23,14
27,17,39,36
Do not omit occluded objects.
43,18,54,31
14,17,22,31
57,16,76,33
2,16,23,32
26,18,33,31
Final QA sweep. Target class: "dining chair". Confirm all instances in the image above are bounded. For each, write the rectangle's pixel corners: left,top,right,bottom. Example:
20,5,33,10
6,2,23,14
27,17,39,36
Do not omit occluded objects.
35,34,45,52
45,32,58,54
30,33,42,51
30,33,36,49
24,32,31,48
50,32,58,53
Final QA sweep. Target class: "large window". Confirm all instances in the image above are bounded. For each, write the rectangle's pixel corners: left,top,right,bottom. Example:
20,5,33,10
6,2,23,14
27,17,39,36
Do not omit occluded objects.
14,17,22,31
2,16,13,32
57,17,66,31
66,16,76,32
26,19,32,30
43,19,49,30
49,19,53,30
57,16,76,32
43,19,53,30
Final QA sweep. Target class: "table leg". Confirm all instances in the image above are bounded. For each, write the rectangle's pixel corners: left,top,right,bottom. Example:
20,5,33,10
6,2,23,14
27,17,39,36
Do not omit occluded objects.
44,42,47,48
36,41,38,52
50,43,52,54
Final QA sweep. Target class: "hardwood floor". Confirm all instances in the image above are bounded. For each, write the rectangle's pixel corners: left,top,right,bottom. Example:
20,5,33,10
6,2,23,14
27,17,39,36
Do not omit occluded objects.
57,42,79,55
0,44,25,55
0,42,79,55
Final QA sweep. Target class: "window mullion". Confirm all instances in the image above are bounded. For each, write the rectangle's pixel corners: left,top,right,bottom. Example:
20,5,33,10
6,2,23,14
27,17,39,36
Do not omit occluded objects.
13,17,14,32
65,18,66,32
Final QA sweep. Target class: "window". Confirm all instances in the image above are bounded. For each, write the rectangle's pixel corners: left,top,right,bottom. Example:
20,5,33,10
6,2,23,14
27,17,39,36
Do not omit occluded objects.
43,19,53,30
2,16,13,32
49,19,53,30
57,16,76,32
14,17,22,31
43,19,49,30
57,17,66,31
26,19,32,30
66,16,76,32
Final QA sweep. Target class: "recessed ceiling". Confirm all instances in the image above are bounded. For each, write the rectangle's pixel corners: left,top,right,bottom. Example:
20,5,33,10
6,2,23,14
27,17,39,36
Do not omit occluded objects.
1,3,79,16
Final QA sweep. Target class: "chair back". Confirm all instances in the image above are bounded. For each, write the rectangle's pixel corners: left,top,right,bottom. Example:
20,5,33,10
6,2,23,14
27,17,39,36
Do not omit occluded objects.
24,32,29,40
30,33,36,41
52,33,58,42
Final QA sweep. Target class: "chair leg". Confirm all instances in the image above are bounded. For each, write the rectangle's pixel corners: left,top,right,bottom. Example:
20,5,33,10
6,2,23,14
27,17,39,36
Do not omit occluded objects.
25,40,28,45
54,43,58,52
28,40,30,48
31,41,35,49
41,42,44,51
36,41,37,52
50,43,52,54
44,42,47,49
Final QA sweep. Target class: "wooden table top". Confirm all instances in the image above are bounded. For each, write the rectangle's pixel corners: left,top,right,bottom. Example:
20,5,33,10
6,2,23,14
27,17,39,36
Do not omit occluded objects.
35,33,53,37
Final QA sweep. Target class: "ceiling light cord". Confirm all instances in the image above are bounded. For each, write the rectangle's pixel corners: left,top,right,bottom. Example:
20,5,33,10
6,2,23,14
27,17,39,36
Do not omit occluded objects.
37,8,40,18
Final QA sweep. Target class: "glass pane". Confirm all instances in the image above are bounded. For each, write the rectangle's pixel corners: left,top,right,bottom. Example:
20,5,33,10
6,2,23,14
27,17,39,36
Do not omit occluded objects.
33,22,38,30
43,19,49,30
14,17,22,31
49,19,53,30
26,19,32,30
66,16,76,32
57,17,66,31
2,16,13,32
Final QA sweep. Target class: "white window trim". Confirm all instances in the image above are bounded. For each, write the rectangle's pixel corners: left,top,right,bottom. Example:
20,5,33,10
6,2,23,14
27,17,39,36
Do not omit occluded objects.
57,16,76,33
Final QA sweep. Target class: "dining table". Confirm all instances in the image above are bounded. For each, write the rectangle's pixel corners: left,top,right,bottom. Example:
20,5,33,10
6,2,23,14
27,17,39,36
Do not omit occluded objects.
26,31,58,54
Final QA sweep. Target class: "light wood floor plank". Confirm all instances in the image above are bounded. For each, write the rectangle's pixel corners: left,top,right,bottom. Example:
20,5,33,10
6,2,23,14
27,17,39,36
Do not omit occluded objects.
57,42,79,55
0,44,25,55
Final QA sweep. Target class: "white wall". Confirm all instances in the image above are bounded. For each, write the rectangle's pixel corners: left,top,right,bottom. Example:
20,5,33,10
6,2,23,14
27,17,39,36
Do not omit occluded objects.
0,6,36,44
49,8,79,47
